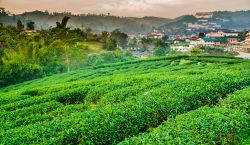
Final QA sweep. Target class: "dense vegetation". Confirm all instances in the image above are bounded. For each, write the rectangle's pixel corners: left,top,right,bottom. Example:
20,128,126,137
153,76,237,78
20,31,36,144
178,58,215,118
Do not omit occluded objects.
0,55,249,144
120,87,250,145
0,19,132,87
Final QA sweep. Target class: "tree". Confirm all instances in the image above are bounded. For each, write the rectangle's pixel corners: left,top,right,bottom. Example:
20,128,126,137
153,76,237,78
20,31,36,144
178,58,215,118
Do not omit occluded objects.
104,38,117,51
128,38,137,48
153,47,167,57
0,7,8,16
191,47,202,56
61,16,70,28
86,28,93,40
56,16,70,29
162,35,169,42
238,32,247,41
16,20,24,31
110,29,128,49
27,21,35,30
199,32,206,38
101,31,109,43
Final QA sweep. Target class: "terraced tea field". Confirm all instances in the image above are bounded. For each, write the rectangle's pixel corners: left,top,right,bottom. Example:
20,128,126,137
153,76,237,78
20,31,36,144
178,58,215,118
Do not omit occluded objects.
0,55,249,144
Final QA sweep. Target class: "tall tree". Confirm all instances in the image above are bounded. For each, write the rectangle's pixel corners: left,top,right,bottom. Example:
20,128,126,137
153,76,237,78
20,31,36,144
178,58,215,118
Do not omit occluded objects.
199,32,206,38
27,21,35,30
101,31,109,42
56,16,70,29
0,7,8,16
110,29,128,49
61,16,70,28
162,35,169,42
16,20,24,31
86,28,93,40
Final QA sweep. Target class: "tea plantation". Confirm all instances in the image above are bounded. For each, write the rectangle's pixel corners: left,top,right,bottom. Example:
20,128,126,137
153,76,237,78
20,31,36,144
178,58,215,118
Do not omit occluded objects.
0,55,250,144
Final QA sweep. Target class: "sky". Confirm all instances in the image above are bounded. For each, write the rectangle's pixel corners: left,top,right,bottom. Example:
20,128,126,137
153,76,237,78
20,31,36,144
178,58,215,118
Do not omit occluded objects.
1,0,250,18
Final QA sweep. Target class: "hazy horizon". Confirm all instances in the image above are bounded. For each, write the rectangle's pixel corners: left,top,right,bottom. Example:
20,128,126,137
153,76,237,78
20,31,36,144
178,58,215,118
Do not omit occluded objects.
1,0,250,18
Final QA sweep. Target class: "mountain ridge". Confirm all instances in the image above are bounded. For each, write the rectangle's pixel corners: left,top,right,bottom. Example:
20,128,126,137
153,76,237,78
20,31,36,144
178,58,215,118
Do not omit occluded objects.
0,10,250,34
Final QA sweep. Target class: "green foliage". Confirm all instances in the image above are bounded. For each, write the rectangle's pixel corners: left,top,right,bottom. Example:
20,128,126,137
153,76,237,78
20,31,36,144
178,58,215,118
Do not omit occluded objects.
120,107,249,145
0,56,250,144
219,87,250,113
121,85,250,145
153,47,167,57
103,29,128,50
0,23,110,86
200,46,237,56
16,19,24,31
86,50,134,66
103,37,118,51
0,60,42,86
191,47,202,56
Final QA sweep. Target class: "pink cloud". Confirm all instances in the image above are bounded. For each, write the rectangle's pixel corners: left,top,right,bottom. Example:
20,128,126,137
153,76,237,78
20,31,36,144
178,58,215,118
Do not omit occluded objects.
1,0,250,18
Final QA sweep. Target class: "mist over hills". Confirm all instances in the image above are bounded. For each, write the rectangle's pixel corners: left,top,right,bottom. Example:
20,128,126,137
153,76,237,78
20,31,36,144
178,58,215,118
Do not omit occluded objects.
0,10,171,34
0,9,250,34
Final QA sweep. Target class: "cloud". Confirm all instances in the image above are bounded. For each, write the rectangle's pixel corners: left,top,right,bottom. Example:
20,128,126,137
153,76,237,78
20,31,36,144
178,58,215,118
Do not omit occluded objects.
1,0,250,18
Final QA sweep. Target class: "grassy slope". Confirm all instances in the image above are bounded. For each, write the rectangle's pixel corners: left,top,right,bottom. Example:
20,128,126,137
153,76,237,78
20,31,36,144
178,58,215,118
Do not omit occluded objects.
0,55,250,144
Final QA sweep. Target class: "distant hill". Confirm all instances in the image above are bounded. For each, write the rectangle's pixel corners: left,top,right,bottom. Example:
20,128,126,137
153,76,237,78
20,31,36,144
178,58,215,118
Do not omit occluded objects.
0,11,171,34
160,10,250,34
0,10,249,34
161,15,198,29
212,11,250,30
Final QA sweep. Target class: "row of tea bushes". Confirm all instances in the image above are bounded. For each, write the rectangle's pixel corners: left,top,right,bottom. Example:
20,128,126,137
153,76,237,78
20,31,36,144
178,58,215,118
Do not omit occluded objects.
1,68,250,144
0,56,250,144
120,87,250,145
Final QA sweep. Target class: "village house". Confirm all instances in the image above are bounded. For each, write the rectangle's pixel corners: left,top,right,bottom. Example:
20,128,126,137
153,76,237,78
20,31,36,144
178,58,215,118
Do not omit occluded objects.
170,42,194,52
190,38,201,46
195,12,213,19
224,32,239,37
225,37,241,51
173,38,186,44
244,36,250,44
227,37,241,45
206,31,225,38
247,31,250,36
197,38,218,46
234,44,250,53
232,35,250,53
147,29,165,39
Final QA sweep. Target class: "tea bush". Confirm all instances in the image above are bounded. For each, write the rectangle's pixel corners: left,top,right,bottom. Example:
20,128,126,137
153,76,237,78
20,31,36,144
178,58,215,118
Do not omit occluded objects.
0,56,250,144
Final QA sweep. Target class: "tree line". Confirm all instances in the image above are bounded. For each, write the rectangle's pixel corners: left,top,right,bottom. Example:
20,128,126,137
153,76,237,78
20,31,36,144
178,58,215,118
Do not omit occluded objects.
0,16,130,87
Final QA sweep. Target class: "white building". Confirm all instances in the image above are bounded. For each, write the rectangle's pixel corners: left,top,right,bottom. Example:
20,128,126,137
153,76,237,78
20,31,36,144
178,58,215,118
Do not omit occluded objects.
148,29,165,39
171,42,195,52
195,12,213,19
224,32,239,37
206,31,225,38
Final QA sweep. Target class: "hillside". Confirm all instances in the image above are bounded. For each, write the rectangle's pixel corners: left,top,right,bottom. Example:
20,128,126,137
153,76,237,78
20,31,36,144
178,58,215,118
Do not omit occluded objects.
213,11,250,30
160,10,250,34
0,11,171,34
1,10,249,34
0,55,250,144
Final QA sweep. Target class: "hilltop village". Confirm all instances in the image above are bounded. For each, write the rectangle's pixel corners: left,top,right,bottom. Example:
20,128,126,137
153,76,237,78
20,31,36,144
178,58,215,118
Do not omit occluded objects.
127,12,250,58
